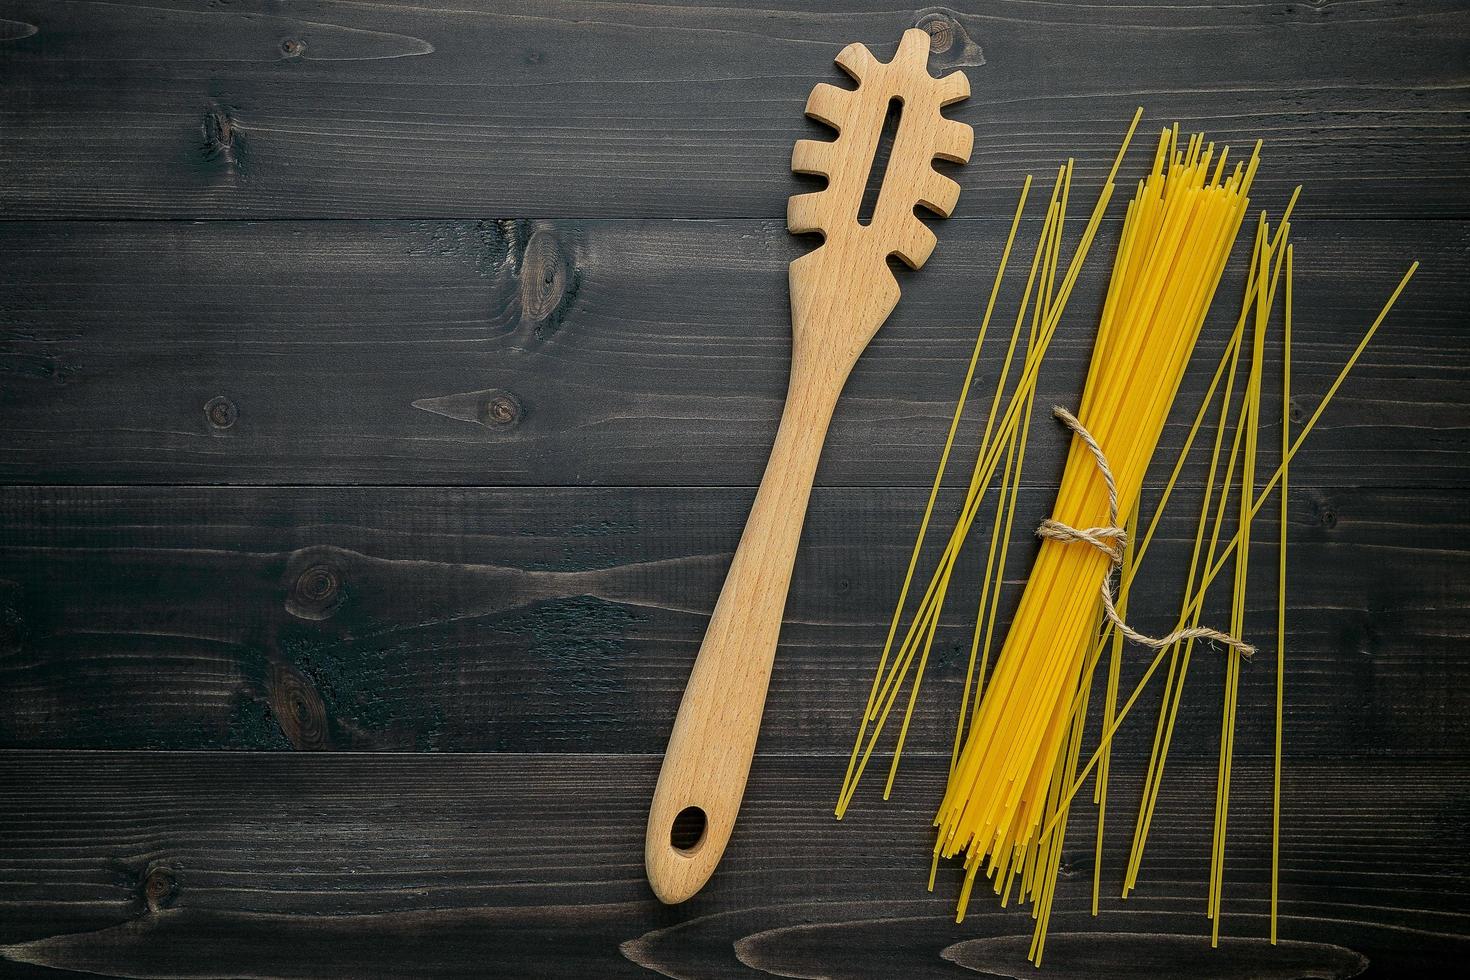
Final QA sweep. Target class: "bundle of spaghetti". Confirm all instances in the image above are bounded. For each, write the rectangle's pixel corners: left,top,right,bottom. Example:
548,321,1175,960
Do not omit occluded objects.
1025,252,1418,952
836,109,1146,816
831,109,1419,966
934,127,1258,927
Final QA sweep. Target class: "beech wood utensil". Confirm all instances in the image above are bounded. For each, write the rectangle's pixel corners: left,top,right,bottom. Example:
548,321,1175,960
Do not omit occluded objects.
646,28,973,904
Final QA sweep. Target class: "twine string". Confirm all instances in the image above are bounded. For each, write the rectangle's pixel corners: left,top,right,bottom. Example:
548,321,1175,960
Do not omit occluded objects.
1037,405,1256,658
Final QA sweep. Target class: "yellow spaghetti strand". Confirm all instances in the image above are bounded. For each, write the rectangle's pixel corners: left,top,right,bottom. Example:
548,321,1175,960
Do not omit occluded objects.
1212,216,1272,941
1030,630,1093,964
844,173,1066,813
953,239,1051,781
1125,212,1293,893
859,173,1060,737
1093,502,1138,915
891,162,1077,794
1272,243,1293,944
838,175,1034,807
952,422,1018,772
985,363,1039,731
948,180,1064,775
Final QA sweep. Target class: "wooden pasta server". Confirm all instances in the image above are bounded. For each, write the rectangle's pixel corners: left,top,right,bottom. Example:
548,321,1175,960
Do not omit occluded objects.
645,28,974,904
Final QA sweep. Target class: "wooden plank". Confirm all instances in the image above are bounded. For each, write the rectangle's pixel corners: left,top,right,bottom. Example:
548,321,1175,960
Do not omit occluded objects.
0,751,1465,977
2,485,1464,757
0,218,1456,487
0,0,1465,220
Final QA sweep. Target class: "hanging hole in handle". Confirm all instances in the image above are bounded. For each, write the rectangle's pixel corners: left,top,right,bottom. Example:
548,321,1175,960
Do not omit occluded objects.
671,806,707,854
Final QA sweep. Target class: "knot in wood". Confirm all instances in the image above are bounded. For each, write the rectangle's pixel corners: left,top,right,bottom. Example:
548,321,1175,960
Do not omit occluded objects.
142,865,177,912
482,391,522,428
919,13,954,53
295,563,339,603
267,663,330,750
201,106,237,163
914,7,986,69
289,561,344,620
520,229,573,327
204,395,237,430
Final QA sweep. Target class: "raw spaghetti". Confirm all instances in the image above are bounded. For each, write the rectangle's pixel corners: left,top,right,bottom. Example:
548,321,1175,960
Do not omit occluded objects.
836,113,1418,966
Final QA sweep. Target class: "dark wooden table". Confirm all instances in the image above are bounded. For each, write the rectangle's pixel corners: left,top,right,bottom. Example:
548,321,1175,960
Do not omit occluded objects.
2,2,1467,977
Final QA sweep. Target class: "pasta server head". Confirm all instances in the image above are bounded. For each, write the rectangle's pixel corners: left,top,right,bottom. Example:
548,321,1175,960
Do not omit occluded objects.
787,27,973,380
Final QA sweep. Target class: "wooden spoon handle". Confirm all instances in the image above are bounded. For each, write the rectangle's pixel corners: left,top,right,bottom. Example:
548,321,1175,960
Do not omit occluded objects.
646,361,841,904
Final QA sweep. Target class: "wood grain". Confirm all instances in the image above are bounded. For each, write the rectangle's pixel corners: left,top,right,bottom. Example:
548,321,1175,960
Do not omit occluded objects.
0,218,1458,487
0,752,1465,978
0,1,1466,220
2,485,1464,757
2,1,1466,975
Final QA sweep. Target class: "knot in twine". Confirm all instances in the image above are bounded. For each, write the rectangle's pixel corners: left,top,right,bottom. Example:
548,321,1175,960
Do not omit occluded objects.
1036,405,1255,659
